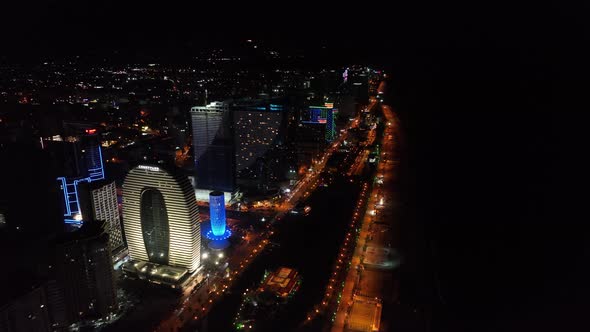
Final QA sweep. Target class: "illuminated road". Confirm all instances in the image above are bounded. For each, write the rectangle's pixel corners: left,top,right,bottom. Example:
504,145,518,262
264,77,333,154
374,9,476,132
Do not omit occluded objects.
116,88,378,332
153,108,361,332
348,149,369,176
189,135,368,331
154,228,270,332
296,85,388,329
273,117,356,216
332,86,398,332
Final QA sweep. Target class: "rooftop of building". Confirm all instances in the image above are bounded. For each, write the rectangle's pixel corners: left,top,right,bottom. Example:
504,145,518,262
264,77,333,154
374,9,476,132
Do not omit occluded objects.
348,295,382,332
261,267,300,298
192,97,292,113
78,178,115,190
210,190,225,197
126,161,191,183
362,246,396,270
54,220,108,244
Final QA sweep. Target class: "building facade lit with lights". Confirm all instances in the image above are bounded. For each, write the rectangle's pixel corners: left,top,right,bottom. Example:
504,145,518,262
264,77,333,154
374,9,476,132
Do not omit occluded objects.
122,164,200,273
301,106,337,142
78,180,124,253
233,104,286,173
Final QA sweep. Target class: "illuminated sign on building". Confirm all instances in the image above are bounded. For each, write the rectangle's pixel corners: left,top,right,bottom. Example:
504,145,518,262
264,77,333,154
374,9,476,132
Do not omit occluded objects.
138,165,160,172
122,165,201,272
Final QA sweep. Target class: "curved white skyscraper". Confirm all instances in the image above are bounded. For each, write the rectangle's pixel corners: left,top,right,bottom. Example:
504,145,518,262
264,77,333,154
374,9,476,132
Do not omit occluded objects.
122,164,200,272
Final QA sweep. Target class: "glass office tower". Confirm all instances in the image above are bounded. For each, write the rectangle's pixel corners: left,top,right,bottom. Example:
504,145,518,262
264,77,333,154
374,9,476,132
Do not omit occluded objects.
190,102,236,192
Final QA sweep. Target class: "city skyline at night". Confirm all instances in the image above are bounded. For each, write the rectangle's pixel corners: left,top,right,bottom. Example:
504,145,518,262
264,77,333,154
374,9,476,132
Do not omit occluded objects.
1,3,588,332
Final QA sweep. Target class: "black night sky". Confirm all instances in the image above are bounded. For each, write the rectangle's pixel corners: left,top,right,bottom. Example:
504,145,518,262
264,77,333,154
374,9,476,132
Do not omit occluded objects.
2,1,590,331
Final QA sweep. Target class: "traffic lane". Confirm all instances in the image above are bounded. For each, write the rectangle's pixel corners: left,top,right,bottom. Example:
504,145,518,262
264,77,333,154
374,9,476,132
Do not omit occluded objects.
158,229,269,330
333,101,398,331
169,240,269,330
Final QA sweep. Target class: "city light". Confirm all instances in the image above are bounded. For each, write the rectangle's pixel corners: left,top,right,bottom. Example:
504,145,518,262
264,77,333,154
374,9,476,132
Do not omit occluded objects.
137,165,160,172
7,63,392,331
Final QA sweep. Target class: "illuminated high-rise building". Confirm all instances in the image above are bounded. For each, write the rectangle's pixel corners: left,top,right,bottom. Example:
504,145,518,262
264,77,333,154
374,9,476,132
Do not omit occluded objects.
190,102,236,193
207,191,231,240
301,106,336,142
47,130,106,225
233,104,286,173
78,180,124,253
48,221,117,327
122,164,200,272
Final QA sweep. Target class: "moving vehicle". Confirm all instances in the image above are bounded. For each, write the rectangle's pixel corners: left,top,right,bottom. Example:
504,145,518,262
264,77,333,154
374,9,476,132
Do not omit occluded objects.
290,203,311,216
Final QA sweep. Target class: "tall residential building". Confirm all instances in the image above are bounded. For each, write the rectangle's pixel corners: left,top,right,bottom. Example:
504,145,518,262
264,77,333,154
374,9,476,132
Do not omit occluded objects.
47,130,105,225
122,164,200,272
48,221,117,327
48,134,104,182
233,104,286,174
347,67,370,105
0,283,51,332
78,180,124,253
190,102,236,192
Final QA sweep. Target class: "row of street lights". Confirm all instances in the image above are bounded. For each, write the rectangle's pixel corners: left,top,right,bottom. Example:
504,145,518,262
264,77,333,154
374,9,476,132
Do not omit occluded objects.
305,181,370,323
306,100,395,327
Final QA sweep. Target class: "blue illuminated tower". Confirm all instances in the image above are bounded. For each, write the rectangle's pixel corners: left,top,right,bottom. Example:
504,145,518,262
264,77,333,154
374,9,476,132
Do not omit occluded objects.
206,191,231,241
209,191,227,236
